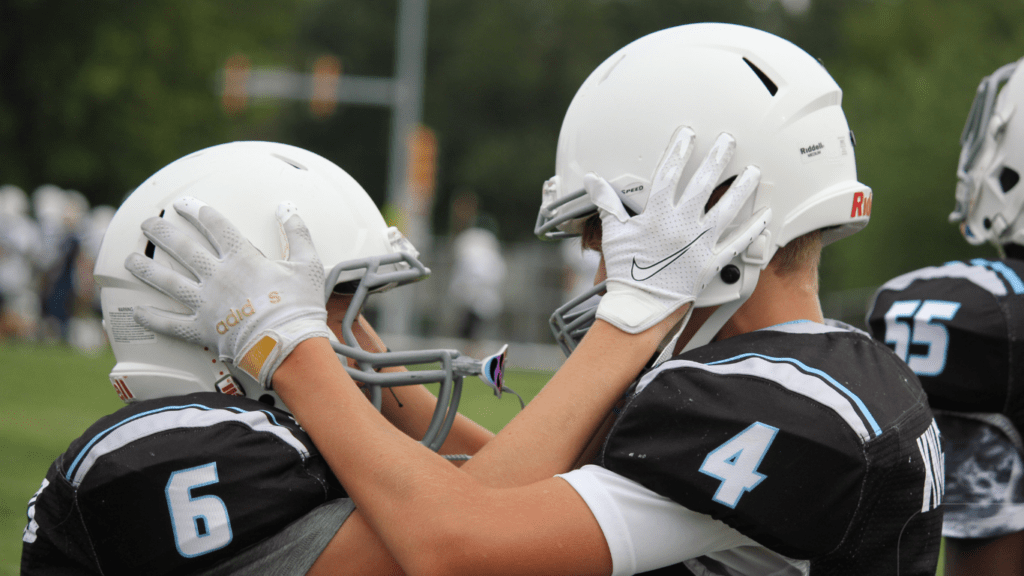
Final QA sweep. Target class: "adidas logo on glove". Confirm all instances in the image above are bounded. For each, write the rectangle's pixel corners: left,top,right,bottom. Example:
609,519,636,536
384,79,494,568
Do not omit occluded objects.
215,292,282,335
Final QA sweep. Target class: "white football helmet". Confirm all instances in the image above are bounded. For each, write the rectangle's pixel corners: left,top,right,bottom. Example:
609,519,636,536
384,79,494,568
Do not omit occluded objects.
94,141,506,450
536,23,871,355
0,185,29,217
950,58,1024,247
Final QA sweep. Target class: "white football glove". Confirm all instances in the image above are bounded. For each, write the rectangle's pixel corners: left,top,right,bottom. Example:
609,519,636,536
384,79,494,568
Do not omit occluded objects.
125,197,332,390
587,127,771,334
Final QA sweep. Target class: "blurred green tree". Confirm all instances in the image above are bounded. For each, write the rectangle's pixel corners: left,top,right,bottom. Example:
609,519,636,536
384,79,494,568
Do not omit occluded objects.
285,0,849,240
0,0,299,207
6,0,1020,302
823,0,1024,293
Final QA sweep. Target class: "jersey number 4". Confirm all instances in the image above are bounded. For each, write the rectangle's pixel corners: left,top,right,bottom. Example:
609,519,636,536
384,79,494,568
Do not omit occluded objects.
166,462,233,557
883,299,961,377
699,422,778,508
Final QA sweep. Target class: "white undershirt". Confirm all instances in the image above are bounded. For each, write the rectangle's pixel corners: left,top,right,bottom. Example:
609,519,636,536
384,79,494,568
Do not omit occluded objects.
557,464,808,576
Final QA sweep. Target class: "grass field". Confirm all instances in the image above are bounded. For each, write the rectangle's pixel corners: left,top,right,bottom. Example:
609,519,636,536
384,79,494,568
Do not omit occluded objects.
0,343,945,575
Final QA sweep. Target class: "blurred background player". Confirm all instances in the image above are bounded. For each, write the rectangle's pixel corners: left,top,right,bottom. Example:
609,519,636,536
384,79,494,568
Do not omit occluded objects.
67,204,117,353
20,141,501,576
446,189,507,351
139,24,943,575
867,57,1024,575
0,185,42,341
35,186,90,344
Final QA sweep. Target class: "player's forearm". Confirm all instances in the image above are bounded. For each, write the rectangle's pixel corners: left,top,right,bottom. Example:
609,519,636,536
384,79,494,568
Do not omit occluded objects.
462,310,685,487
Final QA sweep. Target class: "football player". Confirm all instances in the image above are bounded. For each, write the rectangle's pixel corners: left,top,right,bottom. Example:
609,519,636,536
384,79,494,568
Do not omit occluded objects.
20,141,499,575
867,57,1024,575
129,24,943,575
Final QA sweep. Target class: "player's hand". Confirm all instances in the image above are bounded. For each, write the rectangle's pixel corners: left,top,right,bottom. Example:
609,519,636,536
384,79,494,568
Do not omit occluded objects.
125,197,331,390
585,127,770,334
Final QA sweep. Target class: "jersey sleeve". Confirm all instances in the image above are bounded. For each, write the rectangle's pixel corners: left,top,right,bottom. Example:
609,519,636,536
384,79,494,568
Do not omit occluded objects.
556,464,764,576
596,357,869,560
21,463,99,575
21,393,345,576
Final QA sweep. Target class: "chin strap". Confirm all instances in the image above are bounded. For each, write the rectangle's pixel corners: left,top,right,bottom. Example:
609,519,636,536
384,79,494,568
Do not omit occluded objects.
651,307,693,367
651,260,763,367
681,297,748,354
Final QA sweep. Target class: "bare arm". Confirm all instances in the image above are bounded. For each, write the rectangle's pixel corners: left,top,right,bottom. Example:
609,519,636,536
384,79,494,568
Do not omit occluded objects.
276,336,616,576
460,310,685,486
335,304,683,485
297,312,682,574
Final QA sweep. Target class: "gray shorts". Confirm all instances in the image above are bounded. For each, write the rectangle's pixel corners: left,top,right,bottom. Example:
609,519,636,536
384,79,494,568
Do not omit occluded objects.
936,411,1024,539
198,498,356,575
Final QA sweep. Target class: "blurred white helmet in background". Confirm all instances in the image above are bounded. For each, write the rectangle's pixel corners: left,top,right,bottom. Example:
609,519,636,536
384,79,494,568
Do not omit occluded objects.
950,58,1024,247
63,190,91,231
32,184,67,225
537,23,871,354
82,205,116,261
0,185,29,217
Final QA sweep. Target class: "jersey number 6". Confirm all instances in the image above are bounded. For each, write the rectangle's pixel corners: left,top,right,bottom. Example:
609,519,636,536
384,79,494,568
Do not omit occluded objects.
165,462,234,557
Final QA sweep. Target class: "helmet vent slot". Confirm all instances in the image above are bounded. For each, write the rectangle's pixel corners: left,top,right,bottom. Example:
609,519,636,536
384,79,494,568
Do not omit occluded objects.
1000,167,1020,193
144,209,165,259
743,57,778,96
272,153,308,171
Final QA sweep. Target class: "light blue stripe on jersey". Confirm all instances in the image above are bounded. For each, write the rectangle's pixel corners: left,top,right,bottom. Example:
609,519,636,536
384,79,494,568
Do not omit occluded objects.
759,320,854,335
65,404,309,487
636,354,881,441
706,353,882,437
969,258,1024,294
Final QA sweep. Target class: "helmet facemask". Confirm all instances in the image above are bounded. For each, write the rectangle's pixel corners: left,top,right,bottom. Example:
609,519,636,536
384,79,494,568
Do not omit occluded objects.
323,250,475,448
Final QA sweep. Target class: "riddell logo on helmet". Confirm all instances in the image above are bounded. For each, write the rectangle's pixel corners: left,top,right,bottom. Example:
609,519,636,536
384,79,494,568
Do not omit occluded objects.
216,300,256,334
800,142,825,158
851,191,873,218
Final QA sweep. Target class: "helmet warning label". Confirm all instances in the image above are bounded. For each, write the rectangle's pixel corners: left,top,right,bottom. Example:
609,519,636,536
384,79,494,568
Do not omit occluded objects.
107,307,157,343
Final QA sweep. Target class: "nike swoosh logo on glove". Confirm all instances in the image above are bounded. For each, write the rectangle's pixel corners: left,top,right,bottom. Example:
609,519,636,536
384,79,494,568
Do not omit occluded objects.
630,229,711,281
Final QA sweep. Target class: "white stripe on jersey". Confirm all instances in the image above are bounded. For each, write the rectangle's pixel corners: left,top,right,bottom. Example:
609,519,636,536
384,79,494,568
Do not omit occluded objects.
878,261,1009,296
637,356,876,442
66,405,310,487
22,478,49,544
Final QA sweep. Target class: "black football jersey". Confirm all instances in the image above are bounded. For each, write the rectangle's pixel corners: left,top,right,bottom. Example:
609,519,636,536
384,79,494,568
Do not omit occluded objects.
596,322,942,576
21,392,345,576
867,258,1024,430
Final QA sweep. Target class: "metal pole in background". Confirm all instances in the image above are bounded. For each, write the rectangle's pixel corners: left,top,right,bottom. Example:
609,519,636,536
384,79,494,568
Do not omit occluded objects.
379,0,430,335
219,0,431,336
